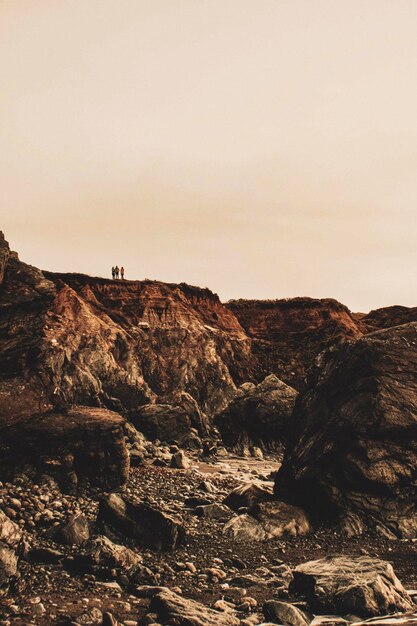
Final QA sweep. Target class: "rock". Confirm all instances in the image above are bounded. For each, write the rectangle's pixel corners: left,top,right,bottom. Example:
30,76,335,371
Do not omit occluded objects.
275,323,417,536
227,298,362,390
98,493,186,551
70,535,150,583
214,374,298,450
263,600,310,626
57,513,90,546
223,501,310,541
171,451,190,470
149,587,240,626
0,407,129,491
0,510,22,596
195,504,233,520
133,404,194,445
224,484,272,511
290,556,414,617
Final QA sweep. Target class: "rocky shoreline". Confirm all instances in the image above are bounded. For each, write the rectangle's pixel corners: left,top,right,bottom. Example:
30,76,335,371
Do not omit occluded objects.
1,230,417,626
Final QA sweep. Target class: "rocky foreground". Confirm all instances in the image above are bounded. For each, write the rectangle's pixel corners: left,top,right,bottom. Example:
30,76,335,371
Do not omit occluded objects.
2,446,417,626
2,230,417,625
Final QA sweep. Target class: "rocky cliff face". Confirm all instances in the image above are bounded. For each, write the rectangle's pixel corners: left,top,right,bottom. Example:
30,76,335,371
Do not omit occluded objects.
227,298,362,389
274,322,417,537
0,233,251,429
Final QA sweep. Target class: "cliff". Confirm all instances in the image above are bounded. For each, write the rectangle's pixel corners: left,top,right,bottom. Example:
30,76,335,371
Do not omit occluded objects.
227,298,362,389
0,233,251,427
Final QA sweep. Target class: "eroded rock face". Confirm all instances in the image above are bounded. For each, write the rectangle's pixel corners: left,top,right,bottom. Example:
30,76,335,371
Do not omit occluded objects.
290,556,414,617
0,509,22,596
0,407,129,490
214,374,297,450
274,323,417,536
0,232,251,428
228,298,362,389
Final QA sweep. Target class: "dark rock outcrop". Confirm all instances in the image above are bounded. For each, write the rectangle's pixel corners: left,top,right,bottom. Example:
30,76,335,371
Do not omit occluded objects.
98,493,185,551
0,406,129,490
275,323,417,536
214,374,297,450
290,556,414,617
133,404,195,444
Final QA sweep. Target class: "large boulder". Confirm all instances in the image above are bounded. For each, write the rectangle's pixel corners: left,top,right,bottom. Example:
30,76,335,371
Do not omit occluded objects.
98,493,185,551
132,403,201,445
69,535,156,584
0,407,129,490
214,374,298,450
290,556,414,617
149,587,240,626
223,501,310,541
275,323,417,537
0,509,22,596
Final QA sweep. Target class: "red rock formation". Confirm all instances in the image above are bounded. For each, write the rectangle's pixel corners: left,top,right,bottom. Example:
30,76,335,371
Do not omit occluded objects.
227,298,362,389
0,232,251,429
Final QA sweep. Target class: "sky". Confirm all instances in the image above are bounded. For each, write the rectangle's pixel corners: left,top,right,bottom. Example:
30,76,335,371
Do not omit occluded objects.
1,0,416,312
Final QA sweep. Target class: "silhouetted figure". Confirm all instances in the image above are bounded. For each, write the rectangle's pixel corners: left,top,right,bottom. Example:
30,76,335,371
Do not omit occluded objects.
111,266,115,279
120,266,125,280
114,265,119,279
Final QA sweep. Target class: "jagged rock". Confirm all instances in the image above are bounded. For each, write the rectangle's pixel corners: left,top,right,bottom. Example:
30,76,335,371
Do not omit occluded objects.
214,374,298,450
195,504,233,520
290,556,414,617
224,483,272,511
263,600,310,626
0,509,22,596
149,587,240,626
0,407,129,490
56,513,90,546
223,501,310,541
69,535,155,585
97,493,185,551
171,450,190,470
275,323,417,536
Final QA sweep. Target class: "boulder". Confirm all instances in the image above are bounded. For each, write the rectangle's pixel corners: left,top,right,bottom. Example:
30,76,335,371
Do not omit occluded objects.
275,323,417,536
71,535,141,575
223,501,310,541
56,513,90,546
195,503,233,520
149,587,240,626
290,556,414,617
263,600,310,626
0,509,22,596
214,374,298,450
224,483,272,511
97,493,185,551
171,450,190,469
133,403,193,444
0,407,129,491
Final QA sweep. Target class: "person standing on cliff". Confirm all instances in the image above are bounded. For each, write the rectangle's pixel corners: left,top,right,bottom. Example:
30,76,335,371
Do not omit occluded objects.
120,266,125,280
111,266,115,279
115,265,119,279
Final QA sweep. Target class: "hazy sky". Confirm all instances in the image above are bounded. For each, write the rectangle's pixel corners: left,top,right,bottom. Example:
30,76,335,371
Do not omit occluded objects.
1,0,416,311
